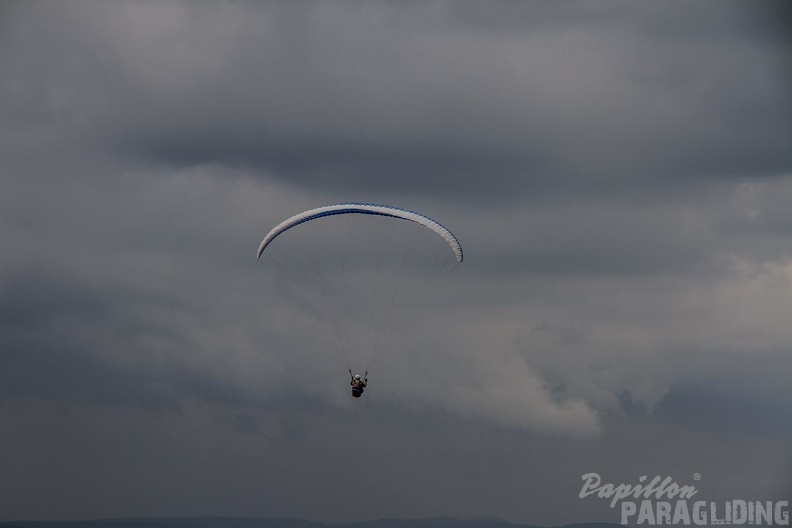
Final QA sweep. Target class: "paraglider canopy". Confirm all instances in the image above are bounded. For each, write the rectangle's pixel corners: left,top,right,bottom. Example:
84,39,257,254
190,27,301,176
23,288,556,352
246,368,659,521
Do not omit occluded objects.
257,203,463,262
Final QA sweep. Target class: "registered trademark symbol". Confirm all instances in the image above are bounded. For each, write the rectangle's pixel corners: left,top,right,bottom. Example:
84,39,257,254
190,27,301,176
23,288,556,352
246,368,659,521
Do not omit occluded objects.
693,473,701,480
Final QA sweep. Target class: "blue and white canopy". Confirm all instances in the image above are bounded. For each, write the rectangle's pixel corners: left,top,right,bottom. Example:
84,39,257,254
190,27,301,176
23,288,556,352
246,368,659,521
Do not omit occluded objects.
256,202,463,263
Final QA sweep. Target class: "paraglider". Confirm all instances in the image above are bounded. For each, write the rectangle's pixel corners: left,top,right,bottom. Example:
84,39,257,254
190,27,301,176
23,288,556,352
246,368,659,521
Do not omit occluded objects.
350,373,367,398
256,203,463,398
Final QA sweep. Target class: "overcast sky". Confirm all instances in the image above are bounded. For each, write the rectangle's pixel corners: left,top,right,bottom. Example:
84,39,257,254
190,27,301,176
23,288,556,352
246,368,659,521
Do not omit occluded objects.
1,0,791,524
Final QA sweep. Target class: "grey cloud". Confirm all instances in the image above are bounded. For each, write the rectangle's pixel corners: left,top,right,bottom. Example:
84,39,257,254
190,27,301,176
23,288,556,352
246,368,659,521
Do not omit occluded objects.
0,0,790,523
0,264,198,411
658,378,792,436
3,1,789,201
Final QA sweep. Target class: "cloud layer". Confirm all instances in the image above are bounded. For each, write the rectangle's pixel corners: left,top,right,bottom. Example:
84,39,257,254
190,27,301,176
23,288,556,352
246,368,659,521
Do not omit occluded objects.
0,0,790,523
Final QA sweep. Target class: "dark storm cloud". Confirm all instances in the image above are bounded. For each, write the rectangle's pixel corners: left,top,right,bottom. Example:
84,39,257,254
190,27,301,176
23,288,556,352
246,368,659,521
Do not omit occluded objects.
0,265,127,403
0,0,790,524
659,379,792,436
0,264,240,411
3,1,789,200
